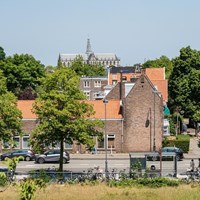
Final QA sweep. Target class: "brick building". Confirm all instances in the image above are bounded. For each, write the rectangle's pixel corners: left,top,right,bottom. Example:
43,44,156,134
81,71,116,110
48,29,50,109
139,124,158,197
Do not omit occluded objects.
0,74,163,154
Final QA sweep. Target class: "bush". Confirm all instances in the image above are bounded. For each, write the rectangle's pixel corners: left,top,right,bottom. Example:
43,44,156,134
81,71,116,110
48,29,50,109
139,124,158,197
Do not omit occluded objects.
0,172,8,186
163,136,190,153
108,177,180,188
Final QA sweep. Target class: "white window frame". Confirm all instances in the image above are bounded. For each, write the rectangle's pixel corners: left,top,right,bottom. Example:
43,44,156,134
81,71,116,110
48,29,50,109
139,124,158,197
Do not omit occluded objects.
83,91,90,99
22,136,30,149
94,80,101,88
84,81,90,88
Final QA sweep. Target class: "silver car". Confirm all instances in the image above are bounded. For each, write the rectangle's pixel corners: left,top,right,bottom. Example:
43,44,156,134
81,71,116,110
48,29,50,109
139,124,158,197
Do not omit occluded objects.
35,150,70,164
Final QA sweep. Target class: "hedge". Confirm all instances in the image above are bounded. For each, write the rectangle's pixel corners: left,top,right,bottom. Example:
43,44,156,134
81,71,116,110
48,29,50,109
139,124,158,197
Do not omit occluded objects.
162,139,190,153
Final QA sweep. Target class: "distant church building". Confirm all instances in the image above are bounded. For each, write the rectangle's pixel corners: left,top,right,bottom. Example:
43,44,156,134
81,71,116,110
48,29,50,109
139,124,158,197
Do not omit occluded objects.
59,39,120,67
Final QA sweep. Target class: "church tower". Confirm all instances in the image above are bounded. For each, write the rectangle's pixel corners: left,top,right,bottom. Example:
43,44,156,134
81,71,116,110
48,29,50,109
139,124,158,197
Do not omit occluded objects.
86,38,93,57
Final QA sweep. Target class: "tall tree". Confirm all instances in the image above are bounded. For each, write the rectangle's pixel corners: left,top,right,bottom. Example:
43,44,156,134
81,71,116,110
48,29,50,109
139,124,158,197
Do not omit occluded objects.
143,55,173,79
0,54,45,99
168,46,200,122
0,72,22,148
30,67,103,171
0,47,6,60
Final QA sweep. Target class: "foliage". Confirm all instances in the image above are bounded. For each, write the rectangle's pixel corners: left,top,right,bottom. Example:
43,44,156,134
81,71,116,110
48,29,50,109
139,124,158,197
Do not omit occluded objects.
0,54,45,99
108,177,179,188
30,67,103,171
18,178,46,200
0,172,7,186
162,136,190,153
130,160,142,178
168,46,200,122
0,92,22,143
143,55,173,79
3,157,24,172
0,46,6,60
0,70,7,94
69,56,106,76
29,169,51,183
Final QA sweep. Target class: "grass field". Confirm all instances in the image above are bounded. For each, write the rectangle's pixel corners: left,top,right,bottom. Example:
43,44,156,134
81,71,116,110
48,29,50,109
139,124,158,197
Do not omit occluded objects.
0,183,200,200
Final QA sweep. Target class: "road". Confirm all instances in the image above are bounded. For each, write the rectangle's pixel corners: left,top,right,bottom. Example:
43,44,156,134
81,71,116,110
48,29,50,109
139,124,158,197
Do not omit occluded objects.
0,158,193,175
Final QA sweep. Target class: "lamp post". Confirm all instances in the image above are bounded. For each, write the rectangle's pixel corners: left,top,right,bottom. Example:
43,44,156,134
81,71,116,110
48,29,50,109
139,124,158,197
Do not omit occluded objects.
103,98,108,179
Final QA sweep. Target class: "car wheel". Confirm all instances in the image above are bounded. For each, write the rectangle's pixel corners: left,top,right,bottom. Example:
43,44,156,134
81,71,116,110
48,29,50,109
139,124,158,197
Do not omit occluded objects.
25,156,31,161
63,158,67,164
176,155,180,161
38,158,45,164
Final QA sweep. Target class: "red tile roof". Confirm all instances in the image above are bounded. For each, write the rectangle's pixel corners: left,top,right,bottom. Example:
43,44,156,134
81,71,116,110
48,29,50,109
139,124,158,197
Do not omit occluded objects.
17,100,36,119
17,100,122,119
145,68,165,80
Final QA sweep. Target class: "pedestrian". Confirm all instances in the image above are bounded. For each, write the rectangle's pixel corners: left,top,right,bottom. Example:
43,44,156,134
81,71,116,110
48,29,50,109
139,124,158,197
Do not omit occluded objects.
190,159,195,172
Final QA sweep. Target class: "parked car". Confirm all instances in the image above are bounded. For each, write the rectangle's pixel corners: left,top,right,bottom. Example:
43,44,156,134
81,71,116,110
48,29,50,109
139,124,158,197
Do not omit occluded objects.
162,147,184,161
0,150,35,161
35,149,70,164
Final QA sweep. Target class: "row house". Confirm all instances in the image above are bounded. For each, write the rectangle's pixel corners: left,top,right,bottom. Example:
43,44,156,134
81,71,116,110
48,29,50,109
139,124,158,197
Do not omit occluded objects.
0,75,163,154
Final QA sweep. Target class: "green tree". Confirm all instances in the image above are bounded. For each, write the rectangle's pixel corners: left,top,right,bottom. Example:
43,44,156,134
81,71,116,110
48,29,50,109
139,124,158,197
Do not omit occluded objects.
30,67,103,172
0,54,45,99
0,93,22,146
168,46,200,121
143,56,173,79
70,56,106,76
0,47,6,60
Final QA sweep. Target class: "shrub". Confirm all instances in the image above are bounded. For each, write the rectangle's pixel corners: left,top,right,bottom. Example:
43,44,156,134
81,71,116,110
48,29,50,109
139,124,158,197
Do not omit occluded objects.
0,172,8,186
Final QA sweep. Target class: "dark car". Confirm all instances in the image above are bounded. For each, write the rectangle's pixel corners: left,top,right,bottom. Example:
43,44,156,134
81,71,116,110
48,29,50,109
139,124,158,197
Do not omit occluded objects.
162,147,184,161
0,150,35,161
35,149,70,164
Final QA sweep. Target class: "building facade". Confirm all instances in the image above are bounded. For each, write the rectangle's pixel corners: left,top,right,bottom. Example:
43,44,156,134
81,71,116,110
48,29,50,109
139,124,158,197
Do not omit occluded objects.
0,75,163,154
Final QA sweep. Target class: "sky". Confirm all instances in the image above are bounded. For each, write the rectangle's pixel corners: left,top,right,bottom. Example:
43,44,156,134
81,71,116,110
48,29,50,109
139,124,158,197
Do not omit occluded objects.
1,0,200,67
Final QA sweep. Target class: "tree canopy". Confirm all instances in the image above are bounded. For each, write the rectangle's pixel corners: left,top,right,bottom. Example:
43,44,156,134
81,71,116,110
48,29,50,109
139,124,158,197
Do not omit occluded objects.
68,56,107,77
0,47,6,60
0,74,22,146
143,55,173,79
30,67,103,171
0,54,45,99
168,46,200,122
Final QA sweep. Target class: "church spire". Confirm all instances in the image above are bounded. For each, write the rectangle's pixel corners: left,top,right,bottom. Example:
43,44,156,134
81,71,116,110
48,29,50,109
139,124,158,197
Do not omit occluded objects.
86,38,93,56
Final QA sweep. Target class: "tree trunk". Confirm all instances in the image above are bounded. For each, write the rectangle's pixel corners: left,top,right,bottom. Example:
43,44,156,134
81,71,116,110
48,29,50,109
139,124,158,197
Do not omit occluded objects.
59,135,64,173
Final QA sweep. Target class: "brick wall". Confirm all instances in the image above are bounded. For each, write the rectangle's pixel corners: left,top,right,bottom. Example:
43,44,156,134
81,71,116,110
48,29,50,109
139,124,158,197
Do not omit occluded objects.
123,75,163,152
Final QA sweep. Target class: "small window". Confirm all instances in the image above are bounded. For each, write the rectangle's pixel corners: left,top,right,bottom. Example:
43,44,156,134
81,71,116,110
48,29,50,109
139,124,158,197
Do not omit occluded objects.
84,81,90,88
84,91,90,99
13,137,20,149
112,80,117,85
108,135,115,149
97,137,104,148
94,81,101,87
22,136,29,149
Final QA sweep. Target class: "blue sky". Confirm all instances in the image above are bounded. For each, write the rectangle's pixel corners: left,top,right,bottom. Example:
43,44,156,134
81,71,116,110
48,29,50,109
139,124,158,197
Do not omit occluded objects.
1,0,200,66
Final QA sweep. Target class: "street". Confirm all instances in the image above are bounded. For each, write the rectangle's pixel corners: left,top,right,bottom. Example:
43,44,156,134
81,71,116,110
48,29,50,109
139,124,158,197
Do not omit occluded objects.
0,158,194,175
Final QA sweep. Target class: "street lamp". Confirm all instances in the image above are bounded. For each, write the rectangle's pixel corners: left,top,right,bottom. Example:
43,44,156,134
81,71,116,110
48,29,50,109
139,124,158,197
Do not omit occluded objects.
103,98,108,179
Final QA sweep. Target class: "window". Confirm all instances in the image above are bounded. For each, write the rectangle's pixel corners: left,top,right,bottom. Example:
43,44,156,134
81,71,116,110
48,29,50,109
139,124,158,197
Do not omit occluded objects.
97,137,104,148
94,81,101,87
65,143,72,149
108,135,115,148
13,136,20,149
84,81,90,88
83,91,90,99
112,80,117,85
22,136,29,149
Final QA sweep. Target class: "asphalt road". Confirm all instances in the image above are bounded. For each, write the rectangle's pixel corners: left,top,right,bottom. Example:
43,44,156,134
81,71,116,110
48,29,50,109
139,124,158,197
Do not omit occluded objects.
0,158,193,175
